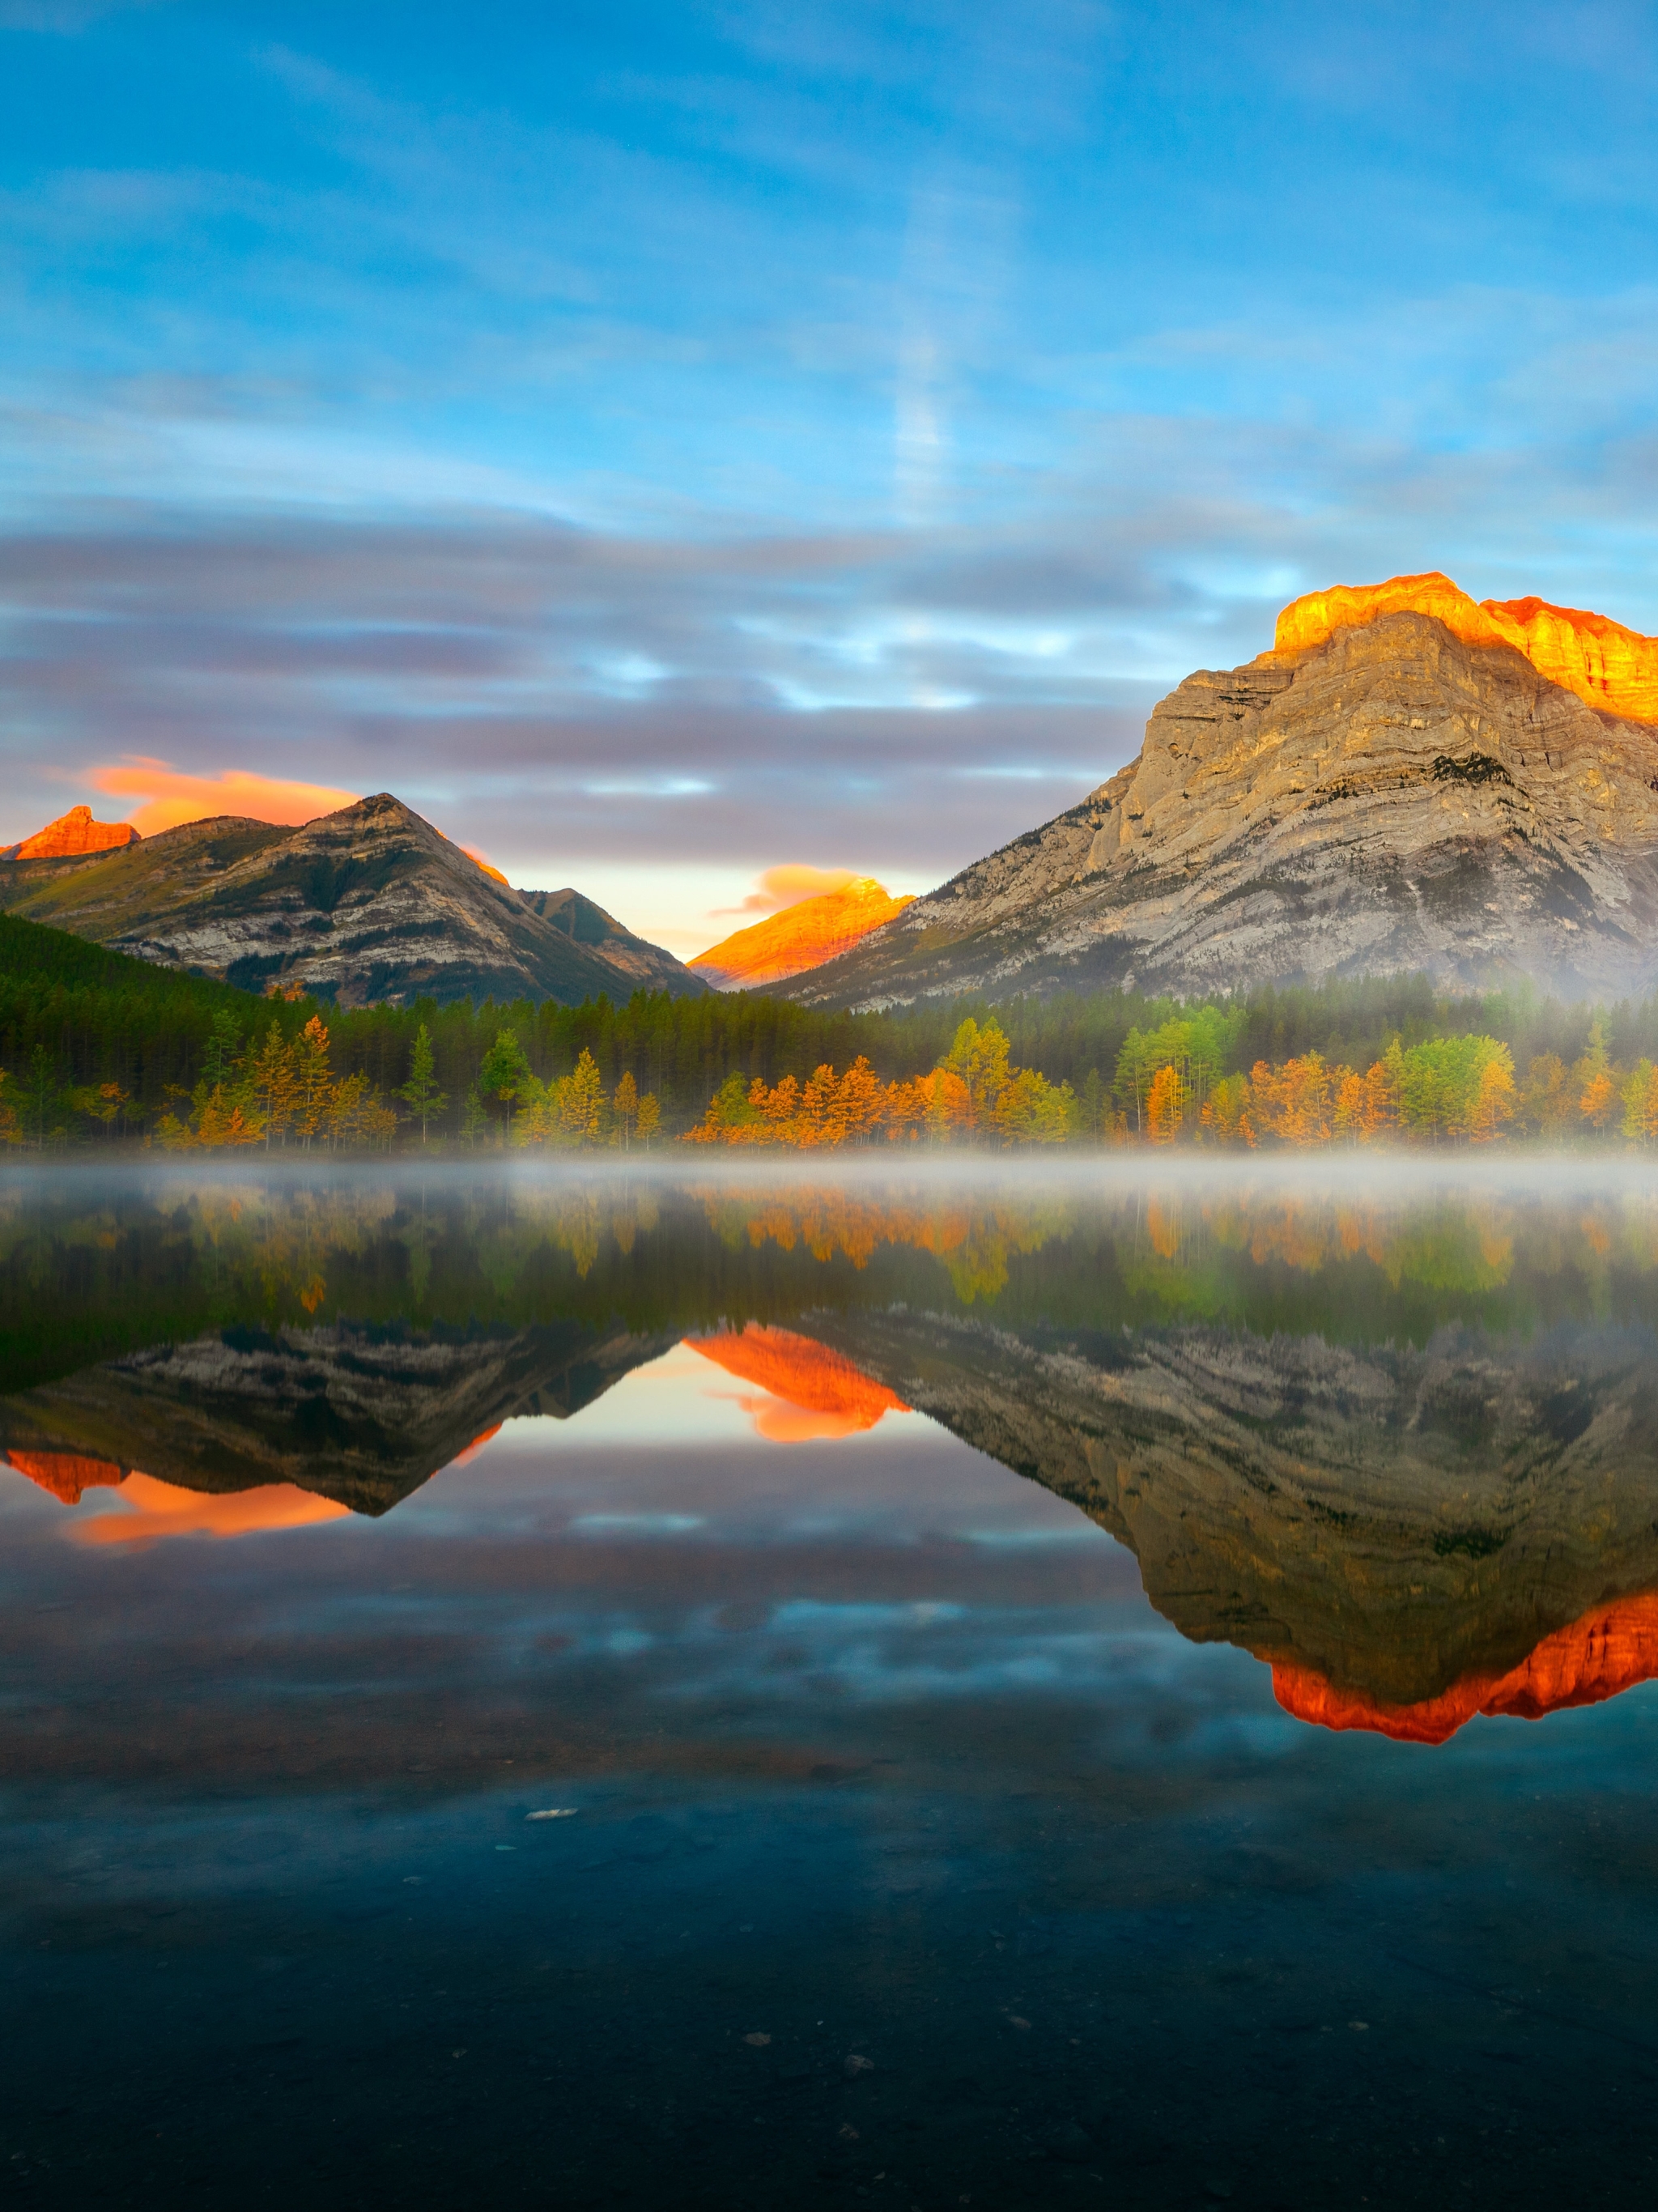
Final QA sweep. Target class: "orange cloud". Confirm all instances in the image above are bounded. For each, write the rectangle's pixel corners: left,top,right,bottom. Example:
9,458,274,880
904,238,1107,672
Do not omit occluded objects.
71,1470,350,1546
712,864,858,920
90,758,362,835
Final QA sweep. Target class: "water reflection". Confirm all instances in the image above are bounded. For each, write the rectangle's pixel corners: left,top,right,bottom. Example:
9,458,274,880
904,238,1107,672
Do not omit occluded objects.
11,1164,1658,2206
10,1164,1658,1741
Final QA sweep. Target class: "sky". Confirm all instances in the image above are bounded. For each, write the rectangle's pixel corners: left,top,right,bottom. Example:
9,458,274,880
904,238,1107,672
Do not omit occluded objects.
6,2,1658,955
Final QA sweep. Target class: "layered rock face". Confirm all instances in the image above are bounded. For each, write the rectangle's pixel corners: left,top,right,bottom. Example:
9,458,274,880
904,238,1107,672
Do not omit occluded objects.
779,575,1658,1007
0,805,139,861
797,1304,1658,1725
691,877,915,989
0,792,706,1007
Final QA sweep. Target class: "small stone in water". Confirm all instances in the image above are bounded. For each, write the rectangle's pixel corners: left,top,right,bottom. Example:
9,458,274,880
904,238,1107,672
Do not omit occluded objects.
844,2054,875,2078
744,2032,772,2047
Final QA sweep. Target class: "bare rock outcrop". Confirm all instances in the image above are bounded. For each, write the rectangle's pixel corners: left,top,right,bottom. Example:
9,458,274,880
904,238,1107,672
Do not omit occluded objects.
780,577,1658,1006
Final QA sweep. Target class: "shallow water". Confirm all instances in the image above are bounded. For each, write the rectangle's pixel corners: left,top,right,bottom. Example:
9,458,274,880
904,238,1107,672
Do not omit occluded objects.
5,1159,1658,2208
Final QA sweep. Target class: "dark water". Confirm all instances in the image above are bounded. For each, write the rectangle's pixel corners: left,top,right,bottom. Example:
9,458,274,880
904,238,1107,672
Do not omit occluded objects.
6,1160,1658,2208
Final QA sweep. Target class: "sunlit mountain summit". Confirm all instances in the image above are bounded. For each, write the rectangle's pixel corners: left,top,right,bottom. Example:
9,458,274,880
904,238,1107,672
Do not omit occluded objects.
691,877,913,989
780,573,1658,1010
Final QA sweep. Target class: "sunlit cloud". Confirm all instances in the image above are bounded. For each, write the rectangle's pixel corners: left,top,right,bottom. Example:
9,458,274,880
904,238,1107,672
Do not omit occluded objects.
712,862,859,919
71,1471,350,1545
89,758,362,834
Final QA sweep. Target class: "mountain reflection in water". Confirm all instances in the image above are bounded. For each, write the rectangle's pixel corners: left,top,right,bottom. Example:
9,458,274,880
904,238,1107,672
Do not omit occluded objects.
9,1165,1658,1738
14,1162,1658,2209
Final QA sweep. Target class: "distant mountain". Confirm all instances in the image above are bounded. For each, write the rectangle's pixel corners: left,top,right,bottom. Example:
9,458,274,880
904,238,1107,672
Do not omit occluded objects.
1,803,139,861
776,572,1658,1008
0,791,706,1007
691,877,914,989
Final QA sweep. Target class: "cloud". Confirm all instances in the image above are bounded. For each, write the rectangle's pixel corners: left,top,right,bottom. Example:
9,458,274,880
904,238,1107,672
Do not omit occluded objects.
89,759,362,835
715,863,860,918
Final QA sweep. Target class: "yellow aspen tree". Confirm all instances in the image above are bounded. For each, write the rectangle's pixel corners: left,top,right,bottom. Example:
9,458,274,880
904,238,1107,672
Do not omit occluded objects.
556,1049,606,1146
1333,1071,1366,1142
1146,1063,1185,1145
1469,1057,1516,1143
835,1057,884,1145
612,1070,639,1149
1580,1068,1619,1133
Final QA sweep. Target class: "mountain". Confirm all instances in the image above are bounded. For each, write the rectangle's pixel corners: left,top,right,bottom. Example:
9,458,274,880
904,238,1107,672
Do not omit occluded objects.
0,791,706,1007
0,804,139,861
690,877,914,989
799,1304,1658,1740
0,1318,680,1517
776,572,1658,1008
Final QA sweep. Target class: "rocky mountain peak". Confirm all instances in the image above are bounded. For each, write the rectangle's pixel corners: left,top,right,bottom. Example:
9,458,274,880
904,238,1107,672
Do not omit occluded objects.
776,576,1658,1007
1,803,140,861
691,875,915,989
1270,569,1658,723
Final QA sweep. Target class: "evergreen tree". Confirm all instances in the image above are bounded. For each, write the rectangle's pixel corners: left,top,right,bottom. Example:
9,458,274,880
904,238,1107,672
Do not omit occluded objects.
397,1023,449,1144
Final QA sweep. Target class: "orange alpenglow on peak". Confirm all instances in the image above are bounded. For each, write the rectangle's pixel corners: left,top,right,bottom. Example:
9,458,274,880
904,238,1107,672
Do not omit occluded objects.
1269,1590,1658,1746
1,804,141,861
691,877,914,989
685,1324,908,1442
3,1449,130,1506
1269,570,1658,725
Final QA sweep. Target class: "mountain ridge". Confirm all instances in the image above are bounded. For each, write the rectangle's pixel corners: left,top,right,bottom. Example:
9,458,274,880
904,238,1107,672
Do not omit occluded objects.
0,792,705,1007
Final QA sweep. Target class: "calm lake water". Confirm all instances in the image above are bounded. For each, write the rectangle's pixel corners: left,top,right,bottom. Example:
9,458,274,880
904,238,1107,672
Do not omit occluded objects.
6,1158,1658,2209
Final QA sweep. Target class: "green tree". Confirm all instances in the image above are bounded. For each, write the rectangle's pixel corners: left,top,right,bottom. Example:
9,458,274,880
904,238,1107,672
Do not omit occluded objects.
23,1043,62,1149
477,1028,533,1142
200,1006,243,1091
397,1023,449,1144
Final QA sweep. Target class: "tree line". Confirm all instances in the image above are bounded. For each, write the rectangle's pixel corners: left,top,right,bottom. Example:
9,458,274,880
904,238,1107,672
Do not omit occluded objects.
13,901,1658,1150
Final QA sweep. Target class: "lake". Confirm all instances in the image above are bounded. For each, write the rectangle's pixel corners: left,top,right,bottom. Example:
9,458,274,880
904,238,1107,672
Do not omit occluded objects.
4,1157,1658,2208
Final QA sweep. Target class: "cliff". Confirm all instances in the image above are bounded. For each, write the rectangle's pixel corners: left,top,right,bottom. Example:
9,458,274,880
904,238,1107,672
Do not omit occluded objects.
777,574,1658,1007
0,792,706,1007
1,805,139,861
691,878,914,989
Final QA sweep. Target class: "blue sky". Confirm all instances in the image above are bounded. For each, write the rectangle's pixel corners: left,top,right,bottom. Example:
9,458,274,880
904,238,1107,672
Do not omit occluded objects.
6,0,1658,951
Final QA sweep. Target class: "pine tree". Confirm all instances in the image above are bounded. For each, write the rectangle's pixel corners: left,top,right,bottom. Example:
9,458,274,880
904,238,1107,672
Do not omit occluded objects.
292,1015,334,1148
636,1092,661,1148
397,1023,448,1145
251,1022,299,1148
